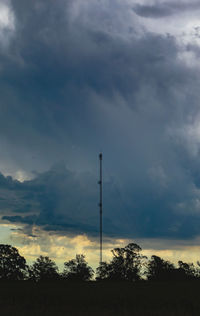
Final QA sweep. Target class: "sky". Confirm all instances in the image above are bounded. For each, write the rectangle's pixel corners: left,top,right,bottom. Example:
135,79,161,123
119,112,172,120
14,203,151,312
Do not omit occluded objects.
1,0,200,269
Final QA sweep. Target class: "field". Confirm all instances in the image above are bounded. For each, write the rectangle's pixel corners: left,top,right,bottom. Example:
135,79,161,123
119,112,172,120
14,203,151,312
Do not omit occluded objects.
0,281,200,316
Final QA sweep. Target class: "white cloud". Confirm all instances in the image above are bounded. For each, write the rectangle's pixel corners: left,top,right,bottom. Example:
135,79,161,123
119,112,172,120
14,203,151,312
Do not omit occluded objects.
0,2,14,29
0,1,15,46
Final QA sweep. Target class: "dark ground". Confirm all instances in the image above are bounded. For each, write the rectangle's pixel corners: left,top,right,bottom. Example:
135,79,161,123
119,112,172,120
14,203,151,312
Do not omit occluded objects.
0,281,200,315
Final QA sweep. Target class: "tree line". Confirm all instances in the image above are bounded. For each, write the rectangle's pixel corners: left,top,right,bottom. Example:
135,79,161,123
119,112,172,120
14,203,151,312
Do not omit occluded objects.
0,243,200,282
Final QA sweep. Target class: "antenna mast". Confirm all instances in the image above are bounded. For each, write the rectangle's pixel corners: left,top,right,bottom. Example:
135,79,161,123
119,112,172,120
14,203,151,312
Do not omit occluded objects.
99,153,103,264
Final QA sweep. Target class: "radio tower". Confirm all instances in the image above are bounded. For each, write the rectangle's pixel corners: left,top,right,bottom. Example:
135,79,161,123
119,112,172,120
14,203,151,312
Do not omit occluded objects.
99,153,103,264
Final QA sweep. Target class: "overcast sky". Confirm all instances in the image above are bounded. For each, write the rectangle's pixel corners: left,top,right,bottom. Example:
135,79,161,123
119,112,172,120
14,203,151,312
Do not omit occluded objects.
1,0,200,267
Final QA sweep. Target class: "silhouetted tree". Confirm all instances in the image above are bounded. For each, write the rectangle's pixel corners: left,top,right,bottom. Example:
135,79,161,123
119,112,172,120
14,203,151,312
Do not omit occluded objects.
146,255,175,281
96,243,146,281
96,261,113,281
63,254,94,281
30,256,59,281
177,261,197,280
0,244,28,280
196,261,200,278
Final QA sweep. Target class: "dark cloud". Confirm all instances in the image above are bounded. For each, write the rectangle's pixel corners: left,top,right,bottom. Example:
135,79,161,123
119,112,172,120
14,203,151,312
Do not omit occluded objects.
0,0,199,241
133,1,200,19
1,162,200,240
133,3,173,18
0,0,192,174
0,164,124,237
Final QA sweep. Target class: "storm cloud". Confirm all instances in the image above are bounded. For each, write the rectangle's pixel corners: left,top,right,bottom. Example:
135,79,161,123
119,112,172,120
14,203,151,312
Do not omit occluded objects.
1,160,200,240
0,0,200,241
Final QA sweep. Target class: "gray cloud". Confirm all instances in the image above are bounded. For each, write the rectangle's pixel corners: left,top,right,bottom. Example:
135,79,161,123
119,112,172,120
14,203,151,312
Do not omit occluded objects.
1,163,124,237
0,0,199,241
1,162,200,240
133,1,200,19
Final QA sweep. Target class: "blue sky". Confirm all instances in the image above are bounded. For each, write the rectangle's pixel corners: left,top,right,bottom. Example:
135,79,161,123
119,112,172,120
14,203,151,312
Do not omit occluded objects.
1,0,200,267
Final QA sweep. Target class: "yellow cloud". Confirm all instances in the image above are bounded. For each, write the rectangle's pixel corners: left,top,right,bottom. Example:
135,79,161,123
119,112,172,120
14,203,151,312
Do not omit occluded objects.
2,224,200,271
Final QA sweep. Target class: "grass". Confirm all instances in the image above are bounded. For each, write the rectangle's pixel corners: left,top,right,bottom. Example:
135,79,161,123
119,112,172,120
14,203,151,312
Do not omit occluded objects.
0,280,200,315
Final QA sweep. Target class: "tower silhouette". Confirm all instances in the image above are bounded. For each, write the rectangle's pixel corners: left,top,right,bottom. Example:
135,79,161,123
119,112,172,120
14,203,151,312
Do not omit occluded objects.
99,153,103,264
